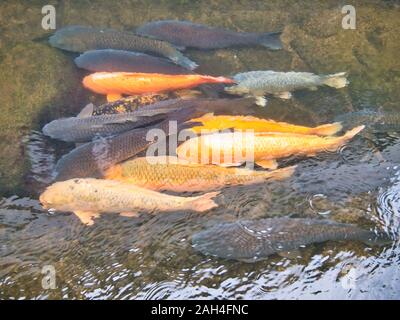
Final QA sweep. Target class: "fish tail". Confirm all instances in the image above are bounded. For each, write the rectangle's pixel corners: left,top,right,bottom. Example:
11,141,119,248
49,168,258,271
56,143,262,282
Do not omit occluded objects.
341,125,365,142
256,31,283,50
323,72,349,89
169,52,198,70
187,191,220,212
202,75,235,84
311,122,343,136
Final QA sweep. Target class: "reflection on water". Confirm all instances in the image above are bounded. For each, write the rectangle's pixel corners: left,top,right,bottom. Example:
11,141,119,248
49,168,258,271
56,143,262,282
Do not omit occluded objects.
1,0,400,299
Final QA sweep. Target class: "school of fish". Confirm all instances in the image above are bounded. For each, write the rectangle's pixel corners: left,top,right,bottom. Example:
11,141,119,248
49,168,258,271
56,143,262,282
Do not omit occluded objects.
39,19,391,261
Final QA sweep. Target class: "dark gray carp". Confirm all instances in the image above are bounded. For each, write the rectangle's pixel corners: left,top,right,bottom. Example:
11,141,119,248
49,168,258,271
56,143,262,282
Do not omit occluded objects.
49,25,198,70
192,218,388,262
74,49,193,74
42,100,184,143
136,20,282,50
335,109,400,132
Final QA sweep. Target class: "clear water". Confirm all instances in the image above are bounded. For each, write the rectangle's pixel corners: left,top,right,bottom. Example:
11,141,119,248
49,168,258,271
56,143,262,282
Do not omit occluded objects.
1,0,400,299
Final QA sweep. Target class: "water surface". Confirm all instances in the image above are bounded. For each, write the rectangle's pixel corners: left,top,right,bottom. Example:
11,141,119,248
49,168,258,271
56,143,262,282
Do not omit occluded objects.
1,0,400,299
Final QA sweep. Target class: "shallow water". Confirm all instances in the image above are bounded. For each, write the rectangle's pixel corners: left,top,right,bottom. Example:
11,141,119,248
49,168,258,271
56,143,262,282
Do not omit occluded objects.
1,0,400,299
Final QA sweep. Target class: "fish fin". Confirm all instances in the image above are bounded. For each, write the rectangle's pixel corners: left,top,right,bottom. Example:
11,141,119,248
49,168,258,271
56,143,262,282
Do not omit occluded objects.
257,31,283,50
215,162,243,167
266,165,296,180
255,96,268,107
169,52,198,70
188,191,220,212
311,122,343,136
189,112,215,123
107,93,123,102
101,118,140,125
323,72,349,89
74,211,100,226
173,45,186,51
342,125,365,141
277,249,301,259
175,89,203,99
256,159,278,170
274,92,292,99
119,211,139,218
77,103,95,118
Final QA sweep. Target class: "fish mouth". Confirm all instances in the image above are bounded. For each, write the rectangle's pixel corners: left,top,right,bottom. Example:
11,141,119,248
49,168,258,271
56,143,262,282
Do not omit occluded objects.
39,194,50,209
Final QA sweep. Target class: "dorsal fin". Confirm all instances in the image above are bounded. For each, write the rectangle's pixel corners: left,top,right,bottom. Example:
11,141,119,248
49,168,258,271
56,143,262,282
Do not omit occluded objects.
77,103,95,118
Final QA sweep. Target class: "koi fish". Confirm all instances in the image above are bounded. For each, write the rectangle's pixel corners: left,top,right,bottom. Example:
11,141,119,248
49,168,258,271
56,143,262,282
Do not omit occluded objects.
105,156,295,192
83,72,235,101
40,178,219,225
176,126,364,169
189,114,342,136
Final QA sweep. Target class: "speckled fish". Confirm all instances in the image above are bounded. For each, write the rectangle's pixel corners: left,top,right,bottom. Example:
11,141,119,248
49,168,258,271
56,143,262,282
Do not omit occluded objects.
225,71,349,106
40,178,219,225
42,100,183,143
75,49,194,74
53,98,256,181
192,218,388,262
49,25,198,70
91,91,202,115
105,156,295,192
189,114,342,136
177,125,364,169
83,72,235,101
136,20,282,50
335,109,400,132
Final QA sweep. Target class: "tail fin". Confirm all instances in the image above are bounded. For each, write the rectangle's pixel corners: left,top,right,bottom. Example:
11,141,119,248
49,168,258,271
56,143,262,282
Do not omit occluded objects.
202,76,235,84
170,52,198,70
188,191,220,212
342,125,365,141
257,31,283,50
323,72,349,89
311,122,343,136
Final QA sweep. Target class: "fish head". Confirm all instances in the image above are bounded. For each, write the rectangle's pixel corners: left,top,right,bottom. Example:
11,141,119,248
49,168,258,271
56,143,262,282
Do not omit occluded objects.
42,120,58,137
49,26,87,52
39,180,78,211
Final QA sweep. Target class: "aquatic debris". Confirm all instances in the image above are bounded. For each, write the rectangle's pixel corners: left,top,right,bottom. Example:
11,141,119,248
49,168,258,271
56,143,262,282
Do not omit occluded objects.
49,25,198,69
225,71,349,106
189,114,342,136
40,178,219,225
75,49,194,74
136,20,282,50
83,72,235,101
105,156,295,192
177,126,364,169
192,218,388,262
